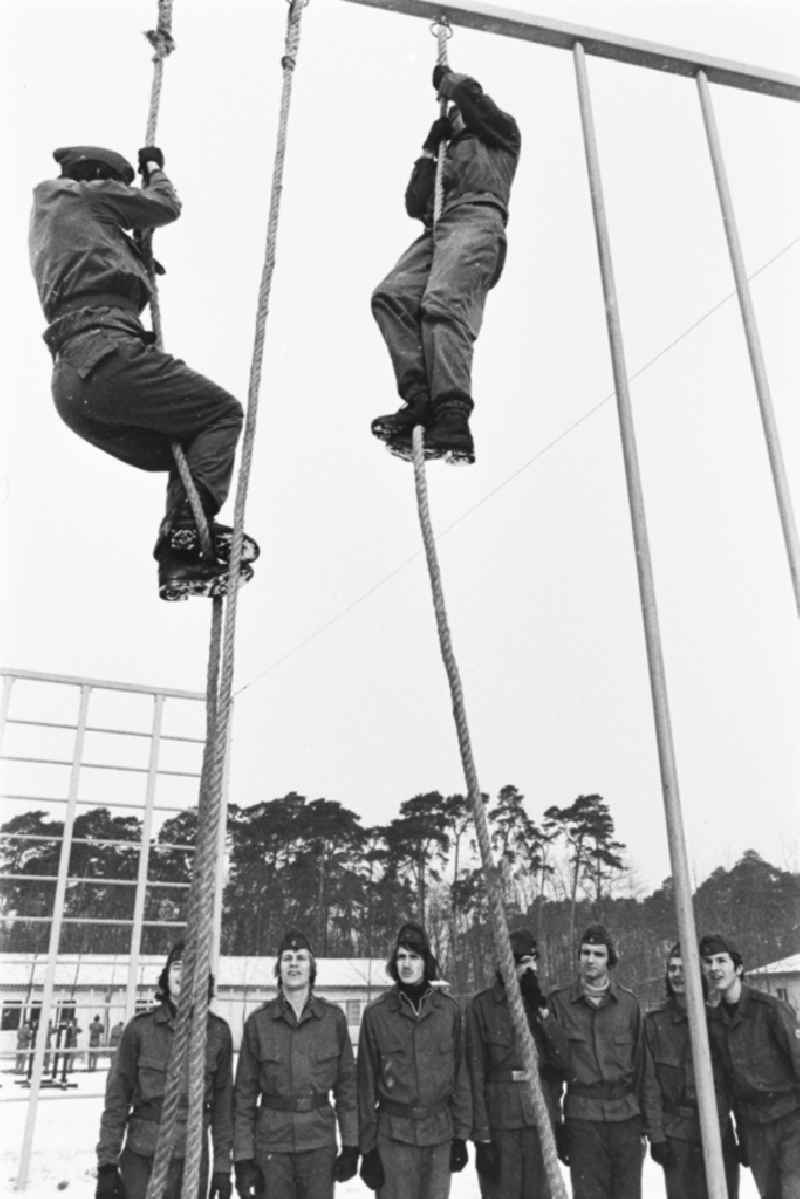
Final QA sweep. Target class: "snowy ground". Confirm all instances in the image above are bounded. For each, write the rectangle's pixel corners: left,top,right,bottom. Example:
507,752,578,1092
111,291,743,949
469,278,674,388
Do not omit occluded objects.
1,1071,758,1199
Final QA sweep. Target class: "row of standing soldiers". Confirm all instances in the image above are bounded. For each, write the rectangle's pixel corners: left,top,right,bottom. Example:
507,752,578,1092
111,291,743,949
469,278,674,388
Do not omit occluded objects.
94,924,800,1199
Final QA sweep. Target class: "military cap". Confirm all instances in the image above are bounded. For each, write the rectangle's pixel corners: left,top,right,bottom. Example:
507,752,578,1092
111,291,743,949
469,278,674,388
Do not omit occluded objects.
580,923,618,967
509,928,538,962
278,928,312,955
699,933,742,965
396,922,430,955
53,145,135,185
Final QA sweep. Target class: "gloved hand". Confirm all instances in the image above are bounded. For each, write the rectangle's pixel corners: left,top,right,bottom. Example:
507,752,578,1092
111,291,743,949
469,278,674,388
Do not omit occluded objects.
360,1148,385,1192
422,116,452,154
208,1172,232,1199
432,64,452,92
520,969,547,1011
650,1140,673,1168
449,1139,468,1173
555,1123,570,1166
138,146,165,178
474,1141,500,1181
234,1161,265,1199
332,1146,359,1183
95,1164,123,1199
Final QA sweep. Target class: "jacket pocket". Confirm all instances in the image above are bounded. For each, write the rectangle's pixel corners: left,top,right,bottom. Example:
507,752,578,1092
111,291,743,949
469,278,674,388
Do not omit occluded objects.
60,331,120,380
138,1053,167,1101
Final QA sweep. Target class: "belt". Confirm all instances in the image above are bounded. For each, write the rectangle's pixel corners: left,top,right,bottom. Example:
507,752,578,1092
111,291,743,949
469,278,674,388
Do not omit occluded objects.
488,1070,530,1083
50,292,142,319
259,1091,330,1113
379,1097,448,1120
568,1082,632,1100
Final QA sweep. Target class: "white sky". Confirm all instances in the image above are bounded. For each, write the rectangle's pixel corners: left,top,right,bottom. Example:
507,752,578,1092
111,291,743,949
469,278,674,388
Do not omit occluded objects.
3,0,799,895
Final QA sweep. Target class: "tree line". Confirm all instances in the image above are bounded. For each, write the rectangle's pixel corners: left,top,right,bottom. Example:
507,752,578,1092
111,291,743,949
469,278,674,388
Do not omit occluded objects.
1,788,798,1004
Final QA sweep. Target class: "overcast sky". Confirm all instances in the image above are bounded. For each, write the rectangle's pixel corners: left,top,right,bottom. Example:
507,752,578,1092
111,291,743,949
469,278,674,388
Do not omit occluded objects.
3,0,799,897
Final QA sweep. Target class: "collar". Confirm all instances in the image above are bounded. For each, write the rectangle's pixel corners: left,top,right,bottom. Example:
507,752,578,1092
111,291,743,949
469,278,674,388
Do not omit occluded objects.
269,992,324,1023
387,984,437,1018
154,1002,176,1027
492,979,507,1004
568,978,619,1005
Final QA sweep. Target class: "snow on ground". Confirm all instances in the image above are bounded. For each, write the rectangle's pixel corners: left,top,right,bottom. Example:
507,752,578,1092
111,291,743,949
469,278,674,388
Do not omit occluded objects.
1,1071,758,1199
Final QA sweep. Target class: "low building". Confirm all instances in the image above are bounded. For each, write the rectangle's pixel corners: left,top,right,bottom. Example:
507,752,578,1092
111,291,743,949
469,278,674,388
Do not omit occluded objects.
748,953,800,1012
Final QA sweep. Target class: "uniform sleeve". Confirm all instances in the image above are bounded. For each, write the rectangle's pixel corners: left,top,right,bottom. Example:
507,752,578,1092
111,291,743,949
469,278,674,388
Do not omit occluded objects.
439,73,521,157
641,1014,665,1142
356,1008,380,1154
405,157,436,222
451,1003,473,1141
538,995,573,1080
333,1010,359,1147
211,1021,234,1173
466,999,490,1142
233,1017,261,1162
91,171,181,231
96,1019,138,1165
769,997,800,1082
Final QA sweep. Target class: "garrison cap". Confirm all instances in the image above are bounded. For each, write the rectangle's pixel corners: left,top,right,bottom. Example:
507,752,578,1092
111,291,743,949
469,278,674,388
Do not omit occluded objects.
53,145,135,184
396,922,430,955
278,928,312,955
699,933,742,964
580,923,618,967
509,928,538,962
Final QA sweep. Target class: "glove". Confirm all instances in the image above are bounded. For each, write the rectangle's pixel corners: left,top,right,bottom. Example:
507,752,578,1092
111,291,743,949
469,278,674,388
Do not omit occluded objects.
234,1161,265,1199
520,969,547,1011
432,64,452,92
138,146,164,177
208,1173,232,1199
555,1123,570,1166
360,1148,385,1192
95,1165,123,1199
449,1139,468,1173
650,1140,673,1168
332,1146,359,1183
422,117,452,154
474,1141,500,1181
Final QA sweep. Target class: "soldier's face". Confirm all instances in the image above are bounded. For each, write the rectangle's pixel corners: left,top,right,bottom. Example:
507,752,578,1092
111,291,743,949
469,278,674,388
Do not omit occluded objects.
396,947,425,986
515,953,537,979
168,961,182,1001
579,942,609,983
281,949,311,991
667,956,685,994
701,952,740,993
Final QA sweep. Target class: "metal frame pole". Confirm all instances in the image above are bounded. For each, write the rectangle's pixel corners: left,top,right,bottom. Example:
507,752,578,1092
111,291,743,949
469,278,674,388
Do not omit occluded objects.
572,43,727,1199
696,70,800,616
0,673,13,750
126,693,165,1022
211,703,232,977
16,684,91,1191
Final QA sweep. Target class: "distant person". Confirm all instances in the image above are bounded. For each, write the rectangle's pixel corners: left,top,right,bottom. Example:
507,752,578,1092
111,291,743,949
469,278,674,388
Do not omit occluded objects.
89,1014,105,1071
108,1020,125,1055
542,924,660,1199
357,922,471,1199
95,941,233,1199
370,66,521,465
29,144,258,601
65,1015,82,1072
233,929,358,1199
701,933,800,1199
16,1020,33,1074
645,942,739,1198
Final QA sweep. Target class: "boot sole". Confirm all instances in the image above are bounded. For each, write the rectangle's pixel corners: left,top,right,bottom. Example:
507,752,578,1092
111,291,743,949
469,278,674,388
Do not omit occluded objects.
168,528,260,564
159,563,255,603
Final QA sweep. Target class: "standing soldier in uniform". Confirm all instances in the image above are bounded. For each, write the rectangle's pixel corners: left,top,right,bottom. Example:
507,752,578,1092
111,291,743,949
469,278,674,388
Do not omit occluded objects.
467,928,562,1199
95,941,233,1199
357,922,472,1199
701,933,800,1199
16,1019,33,1075
645,942,739,1198
89,1013,105,1072
233,929,358,1199
542,924,660,1199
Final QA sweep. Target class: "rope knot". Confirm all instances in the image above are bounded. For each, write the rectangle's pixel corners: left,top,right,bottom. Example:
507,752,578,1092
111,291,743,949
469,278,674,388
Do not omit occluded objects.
281,53,296,71
145,27,176,60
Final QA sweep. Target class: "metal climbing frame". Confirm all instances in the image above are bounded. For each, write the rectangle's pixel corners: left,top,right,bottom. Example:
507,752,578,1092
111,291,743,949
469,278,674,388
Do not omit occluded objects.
341,3,799,1198
0,668,229,1190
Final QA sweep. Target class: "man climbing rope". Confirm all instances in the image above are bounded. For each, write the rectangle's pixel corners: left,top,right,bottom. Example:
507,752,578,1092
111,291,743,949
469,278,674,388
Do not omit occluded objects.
29,145,259,601
370,66,521,465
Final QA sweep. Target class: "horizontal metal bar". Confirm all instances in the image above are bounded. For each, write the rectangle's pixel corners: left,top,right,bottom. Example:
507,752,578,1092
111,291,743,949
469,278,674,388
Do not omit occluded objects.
2,873,190,889
0,754,200,779
0,667,205,702
340,0,800,101
0,793,193,815
0,1092,107,1104
4,916,187,927
5,718,205,745
0,833,195,851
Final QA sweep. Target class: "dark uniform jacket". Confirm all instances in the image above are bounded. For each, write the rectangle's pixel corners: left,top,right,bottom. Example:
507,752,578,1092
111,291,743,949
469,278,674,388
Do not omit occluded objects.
706,985,800,1126
233,993,357,1159
357,984,472,1152
645,996,732,1143
405,74,521,227
543,979,660,1130
467,980,561,1140
96,1003,233,1173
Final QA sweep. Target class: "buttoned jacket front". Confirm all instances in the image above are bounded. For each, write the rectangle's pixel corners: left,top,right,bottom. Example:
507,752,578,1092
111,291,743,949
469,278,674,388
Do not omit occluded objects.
706,985,800,1125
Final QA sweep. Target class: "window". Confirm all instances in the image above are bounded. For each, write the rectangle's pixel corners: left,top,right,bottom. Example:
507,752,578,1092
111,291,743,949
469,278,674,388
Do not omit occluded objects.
777,987,789,1002
2,1005,21,1032
346,999,361,1025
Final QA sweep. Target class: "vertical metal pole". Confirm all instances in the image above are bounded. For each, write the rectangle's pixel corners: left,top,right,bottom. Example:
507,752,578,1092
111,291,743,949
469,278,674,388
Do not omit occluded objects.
0,673,14,751
572,43,727,1199
126,694,164,1022
211,703,232,978
16,684,91,1191
696,70,800,617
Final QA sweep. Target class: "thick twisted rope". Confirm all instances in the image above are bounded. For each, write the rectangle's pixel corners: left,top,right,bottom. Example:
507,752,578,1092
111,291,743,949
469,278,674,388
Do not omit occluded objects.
409,20,567,1199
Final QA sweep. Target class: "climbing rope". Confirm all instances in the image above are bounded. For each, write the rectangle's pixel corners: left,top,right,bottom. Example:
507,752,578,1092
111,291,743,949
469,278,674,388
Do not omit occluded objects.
410,20,568,1199
140,3,308,1198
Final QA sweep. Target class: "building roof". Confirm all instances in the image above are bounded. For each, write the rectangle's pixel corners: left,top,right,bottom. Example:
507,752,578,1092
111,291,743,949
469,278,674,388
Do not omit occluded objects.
749,953,800,977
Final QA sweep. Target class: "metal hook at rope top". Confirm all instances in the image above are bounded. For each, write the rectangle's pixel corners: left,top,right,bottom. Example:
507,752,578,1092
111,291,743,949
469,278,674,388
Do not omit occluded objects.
429,16,453,39
144,27,175,61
